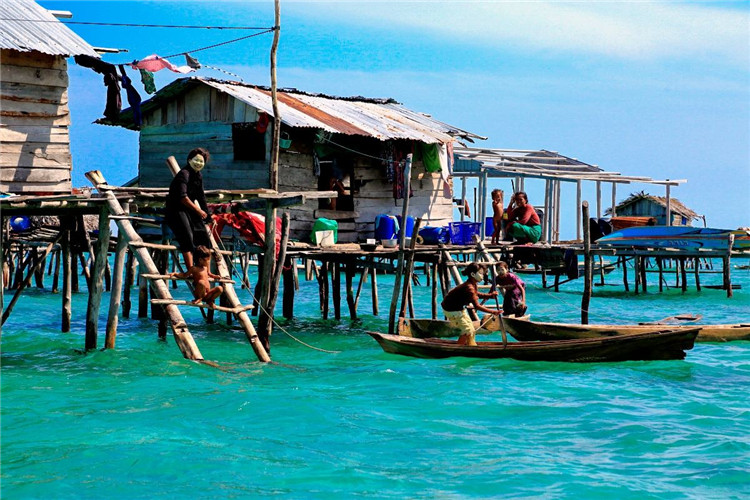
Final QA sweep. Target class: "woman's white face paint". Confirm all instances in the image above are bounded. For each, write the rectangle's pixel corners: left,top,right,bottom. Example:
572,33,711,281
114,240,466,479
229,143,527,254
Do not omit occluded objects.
471,271,484,281
189,155,205,171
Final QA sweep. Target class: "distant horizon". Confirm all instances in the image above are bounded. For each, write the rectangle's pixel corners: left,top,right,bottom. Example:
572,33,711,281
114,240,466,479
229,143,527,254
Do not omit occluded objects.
40,0,747,236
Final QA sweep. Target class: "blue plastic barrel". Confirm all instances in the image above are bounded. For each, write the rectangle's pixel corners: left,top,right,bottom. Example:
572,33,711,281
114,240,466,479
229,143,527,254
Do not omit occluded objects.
396,215,415,239
419,226,449,245
374,215,398,240
10,216,30,232
485,216,495,237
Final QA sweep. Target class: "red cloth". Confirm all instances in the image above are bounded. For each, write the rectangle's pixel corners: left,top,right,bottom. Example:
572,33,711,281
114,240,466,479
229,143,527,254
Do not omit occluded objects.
211,211,282,257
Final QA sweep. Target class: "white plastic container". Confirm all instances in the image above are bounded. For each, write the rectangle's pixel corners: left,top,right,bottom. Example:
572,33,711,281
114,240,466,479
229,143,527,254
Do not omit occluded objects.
316,230,335,247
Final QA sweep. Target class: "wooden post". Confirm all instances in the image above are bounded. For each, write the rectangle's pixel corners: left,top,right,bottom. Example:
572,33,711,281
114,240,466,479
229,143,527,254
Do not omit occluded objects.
640,257,647,293
542,179,550,243
123,249,135,318
724,234,734,298
370,257,379,315
253,254,263,316
84,206,111,351
581,201,592,324
680,257,687,293
460,177,467,222
105,213,129,349
399,218,422,320
595,181,602,219
633,255,641,295
657,257,664,292
282,256,295,319
258,212,291,342
33,248,45,288
665,182,672,226
388,153,412,335
353,261,370,315
332,261,341,320
2,236,61,326
345,259,357,320
576,180,582,242
611,182,617,218
431,262,438,320
694,257,701,292
319,260,329,319
51,248,60,293
61,217,72,332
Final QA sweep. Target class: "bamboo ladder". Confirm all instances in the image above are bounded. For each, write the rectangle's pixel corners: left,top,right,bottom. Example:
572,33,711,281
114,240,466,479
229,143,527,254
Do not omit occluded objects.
163,157,271,363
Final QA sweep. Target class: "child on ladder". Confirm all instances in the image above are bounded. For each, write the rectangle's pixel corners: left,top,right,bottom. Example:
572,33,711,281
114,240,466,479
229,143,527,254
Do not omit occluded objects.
171,245,224,307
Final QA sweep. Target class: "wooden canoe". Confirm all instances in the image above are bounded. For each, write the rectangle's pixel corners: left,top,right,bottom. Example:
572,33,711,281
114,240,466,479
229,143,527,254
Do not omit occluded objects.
502,316,750,343
397,316,530,339
368,328,699,362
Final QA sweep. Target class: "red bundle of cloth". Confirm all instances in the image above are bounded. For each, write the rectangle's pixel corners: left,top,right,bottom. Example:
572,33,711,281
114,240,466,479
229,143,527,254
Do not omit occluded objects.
209,204,282,257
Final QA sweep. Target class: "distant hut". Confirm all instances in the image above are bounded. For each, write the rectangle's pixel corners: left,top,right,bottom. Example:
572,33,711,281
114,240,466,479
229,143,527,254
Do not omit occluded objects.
98,77,483,242
0,0,99,194
607,191,702,226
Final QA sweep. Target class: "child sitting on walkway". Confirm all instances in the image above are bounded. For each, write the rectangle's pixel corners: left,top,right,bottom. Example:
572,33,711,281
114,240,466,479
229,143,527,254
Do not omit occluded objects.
171,245,224,306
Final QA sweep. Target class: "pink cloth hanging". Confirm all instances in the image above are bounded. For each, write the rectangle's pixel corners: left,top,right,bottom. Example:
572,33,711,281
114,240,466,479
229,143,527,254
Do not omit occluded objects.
130,54,194,74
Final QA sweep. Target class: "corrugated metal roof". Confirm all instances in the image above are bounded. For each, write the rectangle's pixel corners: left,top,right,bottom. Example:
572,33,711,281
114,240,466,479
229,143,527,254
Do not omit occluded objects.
0,0,98,57
99,77,484,143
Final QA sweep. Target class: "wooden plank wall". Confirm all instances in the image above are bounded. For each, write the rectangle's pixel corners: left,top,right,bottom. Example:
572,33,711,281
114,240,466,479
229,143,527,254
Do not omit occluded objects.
136,82,454,242
0,49,72,193
139,86,269,189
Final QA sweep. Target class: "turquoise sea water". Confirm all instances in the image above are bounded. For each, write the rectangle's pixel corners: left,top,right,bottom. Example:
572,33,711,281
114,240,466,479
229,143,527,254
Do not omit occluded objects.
2,261,749,499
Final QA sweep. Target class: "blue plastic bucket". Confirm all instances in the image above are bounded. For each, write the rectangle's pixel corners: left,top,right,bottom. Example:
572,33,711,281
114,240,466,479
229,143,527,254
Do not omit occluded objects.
396,215,415,239
485,216,494,237
374,215,398,240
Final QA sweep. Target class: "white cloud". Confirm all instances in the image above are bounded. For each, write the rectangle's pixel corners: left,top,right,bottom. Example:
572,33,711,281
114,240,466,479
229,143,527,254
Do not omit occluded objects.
291,1,749,67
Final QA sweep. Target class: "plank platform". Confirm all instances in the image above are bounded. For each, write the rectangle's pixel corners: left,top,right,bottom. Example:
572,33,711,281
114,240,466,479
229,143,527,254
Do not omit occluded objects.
141,273,235,284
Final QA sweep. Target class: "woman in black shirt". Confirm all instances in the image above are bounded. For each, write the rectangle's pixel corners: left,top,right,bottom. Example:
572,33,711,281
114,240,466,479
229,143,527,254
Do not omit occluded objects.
165,148,212,268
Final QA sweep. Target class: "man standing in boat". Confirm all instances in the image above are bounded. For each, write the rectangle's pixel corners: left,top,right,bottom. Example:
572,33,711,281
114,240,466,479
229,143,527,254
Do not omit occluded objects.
441,263,502,346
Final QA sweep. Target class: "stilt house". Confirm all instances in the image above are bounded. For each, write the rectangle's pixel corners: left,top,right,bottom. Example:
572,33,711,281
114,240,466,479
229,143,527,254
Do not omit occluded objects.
99,77,483,242
0,0,99,194
607,192,702,226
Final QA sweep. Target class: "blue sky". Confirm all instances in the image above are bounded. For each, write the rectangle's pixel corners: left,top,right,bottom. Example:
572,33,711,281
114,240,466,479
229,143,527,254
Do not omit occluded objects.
42,1,749,235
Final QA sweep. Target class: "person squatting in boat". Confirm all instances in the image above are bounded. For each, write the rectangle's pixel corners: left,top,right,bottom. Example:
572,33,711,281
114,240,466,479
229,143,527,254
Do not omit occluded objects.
494,261,527,317
441,263,502,345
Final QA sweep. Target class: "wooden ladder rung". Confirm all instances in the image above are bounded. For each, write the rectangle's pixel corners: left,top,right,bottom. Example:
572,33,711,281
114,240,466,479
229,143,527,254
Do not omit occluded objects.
110,215,161,224
141,273,235,284
151,298,254,313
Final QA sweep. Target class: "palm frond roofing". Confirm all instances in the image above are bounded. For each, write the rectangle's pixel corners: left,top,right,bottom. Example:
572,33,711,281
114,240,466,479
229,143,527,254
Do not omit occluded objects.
609,191,700,219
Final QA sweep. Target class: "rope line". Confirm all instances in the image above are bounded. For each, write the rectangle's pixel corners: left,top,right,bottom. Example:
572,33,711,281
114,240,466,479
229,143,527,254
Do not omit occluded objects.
163,28,276,58
211,227,341,354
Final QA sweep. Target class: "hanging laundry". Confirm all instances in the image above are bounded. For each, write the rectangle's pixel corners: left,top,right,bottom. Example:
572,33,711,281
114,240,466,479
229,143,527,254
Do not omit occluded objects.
139,69,156,94
103,72,121,120
442,141,454,198
184,53,201,70
420,142,442,173
313,151,321,178
130,54,194,74
392,160,413,200
256,112,270,133
118,65,142,128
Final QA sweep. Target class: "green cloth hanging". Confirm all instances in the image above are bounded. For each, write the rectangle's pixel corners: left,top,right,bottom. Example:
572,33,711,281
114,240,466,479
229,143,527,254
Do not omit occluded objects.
420,143,442,173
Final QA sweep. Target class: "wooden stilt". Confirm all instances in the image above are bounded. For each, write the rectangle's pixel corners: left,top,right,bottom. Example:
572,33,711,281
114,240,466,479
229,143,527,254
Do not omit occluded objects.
640,257,647,293
370,257,379,315
105,200,130,348
725,235,734,298
621,257,629,292
399,219,422,321
62,218,72,332
633,256,640,295
2,236,61,326
345,259,357,320
33,248,45,288
258,212,291,342
431,262,438,319
680,257,688,293
388,154,412,335
85,206,111,351
581,201,592,324
319,260,329,319
332,261,341,321
253,254,263,316
123,249,135,318
51,248,60,293
657,257,664,292
353,262,370,314
694,257,701,291
282,256,295,319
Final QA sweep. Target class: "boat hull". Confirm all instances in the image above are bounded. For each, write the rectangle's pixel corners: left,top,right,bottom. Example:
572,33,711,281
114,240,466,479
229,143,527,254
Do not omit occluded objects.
503,316,750,343
368,328,698,362
596,226,750,250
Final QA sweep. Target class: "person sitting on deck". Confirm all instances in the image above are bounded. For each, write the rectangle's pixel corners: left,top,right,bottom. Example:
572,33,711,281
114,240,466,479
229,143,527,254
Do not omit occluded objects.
441,263,502,346
494,261,527,317
170,245,223,307
504,191,542,244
